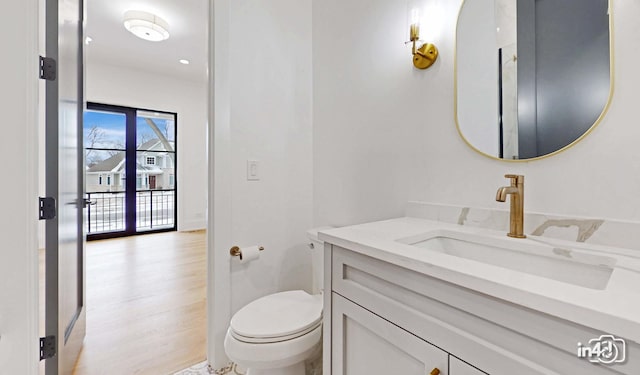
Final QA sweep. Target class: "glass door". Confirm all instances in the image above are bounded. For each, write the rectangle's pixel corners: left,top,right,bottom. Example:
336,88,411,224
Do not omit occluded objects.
84,108,127,237
135,111,177,232
84,103,177,239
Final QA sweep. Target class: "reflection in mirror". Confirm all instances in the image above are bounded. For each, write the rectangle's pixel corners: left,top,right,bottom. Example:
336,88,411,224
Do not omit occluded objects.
456,0,611,160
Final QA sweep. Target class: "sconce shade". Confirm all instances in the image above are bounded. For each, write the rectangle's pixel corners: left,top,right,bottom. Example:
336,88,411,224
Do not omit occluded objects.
407,2,439,69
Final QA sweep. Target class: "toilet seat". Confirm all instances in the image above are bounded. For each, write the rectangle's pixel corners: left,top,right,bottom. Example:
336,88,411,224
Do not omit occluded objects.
231,319,322,343
229,290,322,344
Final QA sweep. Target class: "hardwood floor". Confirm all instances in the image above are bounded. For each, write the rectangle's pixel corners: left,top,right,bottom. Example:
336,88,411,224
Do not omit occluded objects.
44,231,207,375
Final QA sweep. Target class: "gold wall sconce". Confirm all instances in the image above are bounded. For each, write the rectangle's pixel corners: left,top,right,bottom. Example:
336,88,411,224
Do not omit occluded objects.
408,4,439,69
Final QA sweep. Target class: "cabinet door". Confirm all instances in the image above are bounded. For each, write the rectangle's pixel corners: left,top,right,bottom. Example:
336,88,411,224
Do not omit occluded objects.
450,357,488,375
332,293,447,375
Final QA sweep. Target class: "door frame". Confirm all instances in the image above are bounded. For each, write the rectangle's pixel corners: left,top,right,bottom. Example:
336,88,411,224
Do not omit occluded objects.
207,0,234,368
0,0,40,373
6,0,233,373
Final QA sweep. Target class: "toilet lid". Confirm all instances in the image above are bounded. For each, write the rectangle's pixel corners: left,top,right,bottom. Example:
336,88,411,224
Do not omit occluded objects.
230,290,323,340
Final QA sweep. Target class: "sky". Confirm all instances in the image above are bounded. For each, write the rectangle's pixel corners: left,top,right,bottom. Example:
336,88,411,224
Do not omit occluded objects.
84,110,176,150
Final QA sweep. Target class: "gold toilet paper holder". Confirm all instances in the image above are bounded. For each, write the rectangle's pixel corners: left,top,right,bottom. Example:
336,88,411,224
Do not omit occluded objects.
230,246,264,260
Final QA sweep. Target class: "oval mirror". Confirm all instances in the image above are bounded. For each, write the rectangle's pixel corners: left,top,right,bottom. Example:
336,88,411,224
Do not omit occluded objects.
455,0,612,160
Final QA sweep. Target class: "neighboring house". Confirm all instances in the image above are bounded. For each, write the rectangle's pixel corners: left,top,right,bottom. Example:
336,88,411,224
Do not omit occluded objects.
86,139,175,192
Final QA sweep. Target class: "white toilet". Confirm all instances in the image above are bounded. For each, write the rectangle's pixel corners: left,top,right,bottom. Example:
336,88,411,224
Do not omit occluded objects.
224,228,329,375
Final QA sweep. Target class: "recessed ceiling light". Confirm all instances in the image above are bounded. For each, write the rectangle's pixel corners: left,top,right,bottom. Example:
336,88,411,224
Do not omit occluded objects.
123,10,170,42
179,59,190,65
85,36,93,45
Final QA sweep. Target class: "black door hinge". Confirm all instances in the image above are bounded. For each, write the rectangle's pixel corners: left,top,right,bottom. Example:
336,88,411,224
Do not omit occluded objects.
39,56,57,81
39,197,57,220
40,336,56,361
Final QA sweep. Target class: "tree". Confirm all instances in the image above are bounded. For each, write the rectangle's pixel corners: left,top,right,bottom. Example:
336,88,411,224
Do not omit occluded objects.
86,125,126,165
85,125,106,165
163,120,174,141
138,131,154,147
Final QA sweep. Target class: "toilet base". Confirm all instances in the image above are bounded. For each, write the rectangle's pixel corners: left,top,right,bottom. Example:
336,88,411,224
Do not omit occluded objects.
246,361,305,375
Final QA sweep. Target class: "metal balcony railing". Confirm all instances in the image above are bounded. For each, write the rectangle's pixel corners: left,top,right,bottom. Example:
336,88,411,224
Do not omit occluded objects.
86,189,175,235
86,191,125,234
135,189,176,231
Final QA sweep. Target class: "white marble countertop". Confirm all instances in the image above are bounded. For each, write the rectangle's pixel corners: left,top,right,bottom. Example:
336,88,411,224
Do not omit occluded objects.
319,217,640,344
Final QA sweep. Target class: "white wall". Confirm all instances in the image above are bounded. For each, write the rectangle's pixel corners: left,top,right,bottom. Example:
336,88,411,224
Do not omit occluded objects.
208,1,313,366
86,63,208,231
0,0,40,373
227,0,313,313
313,0,439,226
314,0,640,225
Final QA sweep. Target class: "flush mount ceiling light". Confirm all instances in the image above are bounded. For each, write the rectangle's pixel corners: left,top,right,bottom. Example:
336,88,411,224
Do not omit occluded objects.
123,10,170,42
179,59,190,65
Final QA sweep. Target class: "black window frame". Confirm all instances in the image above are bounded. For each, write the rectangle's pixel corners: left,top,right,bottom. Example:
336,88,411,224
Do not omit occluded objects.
85,102,178,240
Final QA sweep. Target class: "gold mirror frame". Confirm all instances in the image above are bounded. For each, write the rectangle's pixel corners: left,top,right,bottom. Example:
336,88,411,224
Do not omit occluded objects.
453,0,615,162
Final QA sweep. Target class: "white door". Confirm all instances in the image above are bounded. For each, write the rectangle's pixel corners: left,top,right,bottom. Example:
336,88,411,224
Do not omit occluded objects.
44,0,86,374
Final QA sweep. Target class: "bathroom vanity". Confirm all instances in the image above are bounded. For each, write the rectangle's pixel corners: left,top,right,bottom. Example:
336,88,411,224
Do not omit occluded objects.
320,216,640,375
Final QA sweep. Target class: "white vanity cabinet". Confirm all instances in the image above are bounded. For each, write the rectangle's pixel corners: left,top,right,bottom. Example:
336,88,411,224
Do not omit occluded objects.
323,244,639,375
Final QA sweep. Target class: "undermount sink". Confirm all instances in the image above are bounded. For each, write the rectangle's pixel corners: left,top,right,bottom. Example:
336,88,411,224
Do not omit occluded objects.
399,230,616,290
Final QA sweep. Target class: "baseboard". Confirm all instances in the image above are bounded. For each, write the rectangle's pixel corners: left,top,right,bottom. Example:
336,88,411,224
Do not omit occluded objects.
179,220,206,232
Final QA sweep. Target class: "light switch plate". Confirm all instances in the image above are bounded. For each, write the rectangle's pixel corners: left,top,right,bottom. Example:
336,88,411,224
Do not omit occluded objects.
247,160,260,181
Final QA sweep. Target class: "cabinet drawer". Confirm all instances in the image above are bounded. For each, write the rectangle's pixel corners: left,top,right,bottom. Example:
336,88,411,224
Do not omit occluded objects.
330,245,638,375
450,357,487,375
332,293,447,375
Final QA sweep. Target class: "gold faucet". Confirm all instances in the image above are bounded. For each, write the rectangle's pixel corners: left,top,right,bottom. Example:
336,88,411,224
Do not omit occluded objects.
496,174,526,238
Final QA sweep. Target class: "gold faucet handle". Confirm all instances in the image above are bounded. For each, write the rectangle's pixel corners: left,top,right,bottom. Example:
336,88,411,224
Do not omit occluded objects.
504,174,524,184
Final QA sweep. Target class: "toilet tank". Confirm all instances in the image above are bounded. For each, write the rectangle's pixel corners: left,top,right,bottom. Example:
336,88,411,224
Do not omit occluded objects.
306,227,333,295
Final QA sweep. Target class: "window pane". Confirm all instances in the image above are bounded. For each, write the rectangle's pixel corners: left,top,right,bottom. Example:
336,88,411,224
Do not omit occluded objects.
85,150,126,193
135,152,174,191
84,110,126,150
135,148,175,231
85,150,126,235
136,111,176,151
